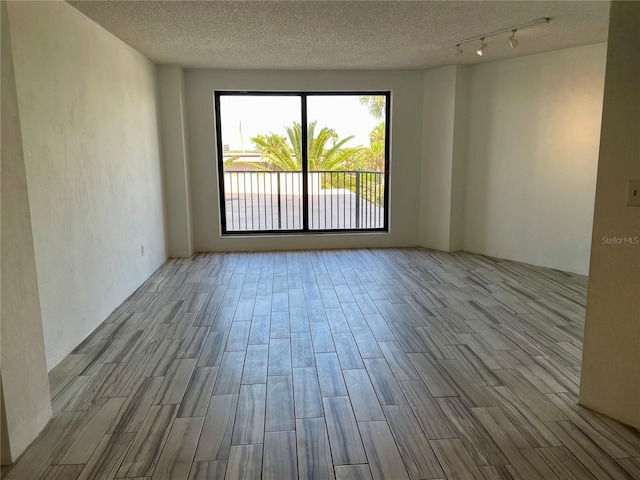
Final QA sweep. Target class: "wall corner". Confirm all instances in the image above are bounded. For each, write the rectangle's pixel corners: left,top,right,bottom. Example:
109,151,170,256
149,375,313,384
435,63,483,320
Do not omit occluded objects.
158,64,194,258
419,65,469,253
579,0,640,430
1,1,52,462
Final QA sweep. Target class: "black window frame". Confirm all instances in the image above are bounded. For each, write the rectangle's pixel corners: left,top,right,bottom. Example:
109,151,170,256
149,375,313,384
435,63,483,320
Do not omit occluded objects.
214,90,391,235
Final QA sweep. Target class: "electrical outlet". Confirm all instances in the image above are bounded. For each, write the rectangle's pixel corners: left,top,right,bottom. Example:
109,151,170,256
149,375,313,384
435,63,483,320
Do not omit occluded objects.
628,180,640,207
141,244,145,256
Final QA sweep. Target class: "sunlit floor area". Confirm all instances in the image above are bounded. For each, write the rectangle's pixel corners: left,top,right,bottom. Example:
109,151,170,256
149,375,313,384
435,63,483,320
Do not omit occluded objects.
5,249,640,480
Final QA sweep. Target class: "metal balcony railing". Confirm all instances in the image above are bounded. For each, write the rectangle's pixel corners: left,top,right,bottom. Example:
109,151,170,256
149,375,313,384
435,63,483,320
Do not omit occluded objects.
223,170,385,232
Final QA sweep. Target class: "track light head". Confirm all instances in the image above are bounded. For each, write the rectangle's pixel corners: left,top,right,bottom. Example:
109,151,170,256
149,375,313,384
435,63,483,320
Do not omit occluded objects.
453,17,549,61
509,30,519,49
476,39,487,56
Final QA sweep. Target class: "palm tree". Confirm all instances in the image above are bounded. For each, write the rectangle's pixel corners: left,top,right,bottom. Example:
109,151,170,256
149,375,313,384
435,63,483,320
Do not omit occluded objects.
359,95,386,120
250,121,363,171
346,122,386,171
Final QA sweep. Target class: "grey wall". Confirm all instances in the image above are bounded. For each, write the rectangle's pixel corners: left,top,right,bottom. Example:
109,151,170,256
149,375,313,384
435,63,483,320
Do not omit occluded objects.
463,44,607,274
580,0,640,429
419,45,606,275
184,69,423,251
419,65,470,252
158,65,193,257
464,44,606,274
1,0,51,462
7,0,168,370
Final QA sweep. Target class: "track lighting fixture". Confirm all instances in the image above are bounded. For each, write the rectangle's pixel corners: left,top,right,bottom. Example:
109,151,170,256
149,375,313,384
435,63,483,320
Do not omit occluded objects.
452,17,549,59
509,30,519,49
476,39,487,56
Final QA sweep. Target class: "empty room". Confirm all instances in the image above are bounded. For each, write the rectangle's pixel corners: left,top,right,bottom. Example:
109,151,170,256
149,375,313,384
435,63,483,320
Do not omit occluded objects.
2,1,639,479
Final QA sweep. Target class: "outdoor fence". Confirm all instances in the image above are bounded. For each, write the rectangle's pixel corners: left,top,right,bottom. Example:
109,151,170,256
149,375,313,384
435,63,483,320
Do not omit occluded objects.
223,170,385,231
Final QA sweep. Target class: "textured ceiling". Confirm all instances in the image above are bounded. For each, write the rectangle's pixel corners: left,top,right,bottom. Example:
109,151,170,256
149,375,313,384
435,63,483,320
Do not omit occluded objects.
68,0,611,70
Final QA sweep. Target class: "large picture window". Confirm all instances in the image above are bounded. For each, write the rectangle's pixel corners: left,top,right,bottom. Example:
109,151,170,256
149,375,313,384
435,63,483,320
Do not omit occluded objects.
214,91,390,234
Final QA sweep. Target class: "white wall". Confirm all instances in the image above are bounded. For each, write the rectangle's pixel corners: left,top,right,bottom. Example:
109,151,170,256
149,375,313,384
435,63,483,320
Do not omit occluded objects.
420,66,457,251
184,70,423,251
580,1,640,430
7,0,167,370
158,65,193,257
450,67,470,251
464,44,607,275
420,65,469,252
1,1,51,461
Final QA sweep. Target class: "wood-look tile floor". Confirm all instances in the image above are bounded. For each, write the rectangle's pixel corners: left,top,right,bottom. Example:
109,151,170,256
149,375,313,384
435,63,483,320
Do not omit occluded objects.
5,248,640,480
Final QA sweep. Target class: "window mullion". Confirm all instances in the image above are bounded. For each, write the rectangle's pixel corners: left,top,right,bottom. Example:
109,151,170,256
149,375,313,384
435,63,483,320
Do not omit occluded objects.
214,92,228,233
301,94,309,231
